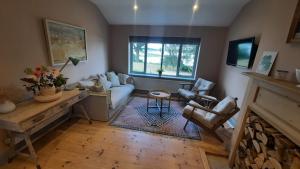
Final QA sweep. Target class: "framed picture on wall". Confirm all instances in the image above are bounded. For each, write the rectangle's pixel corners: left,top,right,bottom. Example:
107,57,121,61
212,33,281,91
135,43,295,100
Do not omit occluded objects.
287,0,300,43
44,19,88,66
256,51,278,75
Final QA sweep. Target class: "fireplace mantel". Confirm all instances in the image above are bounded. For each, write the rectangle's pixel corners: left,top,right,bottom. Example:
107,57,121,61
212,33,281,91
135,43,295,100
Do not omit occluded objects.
229,72,300,166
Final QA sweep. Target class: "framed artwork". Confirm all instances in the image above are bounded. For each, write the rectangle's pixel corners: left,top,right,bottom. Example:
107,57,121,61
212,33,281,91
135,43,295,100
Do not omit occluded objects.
287,0,300,43
256,51,278,75
44,19,87,66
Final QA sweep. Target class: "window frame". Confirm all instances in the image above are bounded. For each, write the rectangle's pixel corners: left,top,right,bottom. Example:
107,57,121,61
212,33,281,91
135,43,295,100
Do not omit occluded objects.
129,36,201,80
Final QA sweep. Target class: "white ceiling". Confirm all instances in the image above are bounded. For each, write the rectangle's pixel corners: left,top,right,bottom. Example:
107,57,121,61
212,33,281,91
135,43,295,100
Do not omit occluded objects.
89,0,250,26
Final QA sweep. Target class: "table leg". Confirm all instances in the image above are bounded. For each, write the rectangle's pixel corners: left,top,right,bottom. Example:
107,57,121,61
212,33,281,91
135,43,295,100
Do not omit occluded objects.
79,104,92,124
160,99,163,117
23,132,41,169
168,97,171,113
7,131,15,163
147,96,149,112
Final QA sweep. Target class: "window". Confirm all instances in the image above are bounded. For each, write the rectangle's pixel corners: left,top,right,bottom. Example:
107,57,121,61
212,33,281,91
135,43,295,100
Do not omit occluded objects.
129,36,200,80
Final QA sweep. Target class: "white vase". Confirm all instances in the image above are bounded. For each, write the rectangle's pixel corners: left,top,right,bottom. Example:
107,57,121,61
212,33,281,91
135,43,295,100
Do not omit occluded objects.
0,100,16,113
296,69,300,87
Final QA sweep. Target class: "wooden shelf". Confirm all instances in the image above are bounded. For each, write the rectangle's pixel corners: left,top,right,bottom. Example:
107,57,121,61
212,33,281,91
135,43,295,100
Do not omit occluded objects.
242,72,300,95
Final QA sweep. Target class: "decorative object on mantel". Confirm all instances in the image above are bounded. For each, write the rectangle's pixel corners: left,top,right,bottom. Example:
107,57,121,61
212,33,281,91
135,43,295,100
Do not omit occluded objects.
44,19,87,66
274,69,289,81
0,95,16,113
20,65,67,102
286,0,300,43
256,51,278,75
296,68,300,87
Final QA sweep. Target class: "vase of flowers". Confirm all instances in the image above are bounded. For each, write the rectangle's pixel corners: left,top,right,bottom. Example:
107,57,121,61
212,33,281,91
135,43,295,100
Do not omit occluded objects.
21,65,67,102
157,69,163,77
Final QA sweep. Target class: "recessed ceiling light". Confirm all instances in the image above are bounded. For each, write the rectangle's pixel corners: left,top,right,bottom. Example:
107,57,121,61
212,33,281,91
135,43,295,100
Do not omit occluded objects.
193,4,199,11
133,4,138,11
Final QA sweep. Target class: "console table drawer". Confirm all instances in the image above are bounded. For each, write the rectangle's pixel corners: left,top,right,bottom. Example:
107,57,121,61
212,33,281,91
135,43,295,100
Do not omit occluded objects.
20,109,53,131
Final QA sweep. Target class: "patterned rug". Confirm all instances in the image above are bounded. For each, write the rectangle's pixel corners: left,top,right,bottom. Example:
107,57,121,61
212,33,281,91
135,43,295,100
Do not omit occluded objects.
110,97,201,140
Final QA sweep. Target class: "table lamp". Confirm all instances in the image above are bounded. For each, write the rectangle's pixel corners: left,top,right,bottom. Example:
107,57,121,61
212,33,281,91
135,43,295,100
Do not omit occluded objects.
59,57,80,72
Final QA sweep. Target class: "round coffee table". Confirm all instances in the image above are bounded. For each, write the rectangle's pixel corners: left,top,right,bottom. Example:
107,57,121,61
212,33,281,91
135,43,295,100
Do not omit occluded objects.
147,90,171,117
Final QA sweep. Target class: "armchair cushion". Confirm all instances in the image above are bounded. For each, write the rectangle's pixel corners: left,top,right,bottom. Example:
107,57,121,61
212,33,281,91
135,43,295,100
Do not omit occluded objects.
178,88,196,99
192,78,215,95
183,97,237,129
183,101,213,128
206,96,237,125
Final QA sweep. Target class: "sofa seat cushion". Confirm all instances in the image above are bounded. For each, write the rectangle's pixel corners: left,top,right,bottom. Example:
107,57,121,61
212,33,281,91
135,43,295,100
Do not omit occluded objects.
178,88,196,99
109,84,134,109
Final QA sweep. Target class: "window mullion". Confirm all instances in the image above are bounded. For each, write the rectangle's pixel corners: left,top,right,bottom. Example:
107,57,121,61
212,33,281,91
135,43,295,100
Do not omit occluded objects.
160,43,164,73
192,45,200,78
129,42,133,73
144,43,148,74
176,44,183,77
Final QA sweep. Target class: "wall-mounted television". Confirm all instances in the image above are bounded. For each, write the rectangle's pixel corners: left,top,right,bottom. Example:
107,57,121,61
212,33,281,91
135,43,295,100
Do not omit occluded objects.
226,37,258,69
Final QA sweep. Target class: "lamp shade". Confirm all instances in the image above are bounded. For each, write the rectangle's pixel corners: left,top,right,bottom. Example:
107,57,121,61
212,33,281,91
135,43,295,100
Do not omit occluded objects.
69,57,80,66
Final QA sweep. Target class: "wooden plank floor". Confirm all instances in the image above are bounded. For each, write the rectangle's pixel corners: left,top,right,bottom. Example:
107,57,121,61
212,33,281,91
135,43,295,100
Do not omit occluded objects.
0,119,229,169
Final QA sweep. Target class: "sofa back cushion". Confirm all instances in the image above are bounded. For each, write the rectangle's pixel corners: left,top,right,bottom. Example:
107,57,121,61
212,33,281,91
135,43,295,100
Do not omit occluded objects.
118,73,129,85
107,72,121,87
98,74,112,91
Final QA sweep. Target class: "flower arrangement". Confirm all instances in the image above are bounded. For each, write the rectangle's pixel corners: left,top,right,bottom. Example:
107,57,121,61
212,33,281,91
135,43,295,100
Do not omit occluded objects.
157,68,164,76
21,65,67,95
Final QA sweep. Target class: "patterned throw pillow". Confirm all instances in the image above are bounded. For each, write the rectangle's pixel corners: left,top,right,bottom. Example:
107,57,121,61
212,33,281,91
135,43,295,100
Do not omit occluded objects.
107,72,120,87
118,73,129,85
98,74,112,91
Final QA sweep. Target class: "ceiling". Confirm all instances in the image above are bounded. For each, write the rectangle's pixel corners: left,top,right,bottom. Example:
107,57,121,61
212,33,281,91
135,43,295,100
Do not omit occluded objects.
89,0,250,26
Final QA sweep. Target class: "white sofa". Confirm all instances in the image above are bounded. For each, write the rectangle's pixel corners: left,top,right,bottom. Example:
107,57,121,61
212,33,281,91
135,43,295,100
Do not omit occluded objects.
109,84,134,109
78,74,135,121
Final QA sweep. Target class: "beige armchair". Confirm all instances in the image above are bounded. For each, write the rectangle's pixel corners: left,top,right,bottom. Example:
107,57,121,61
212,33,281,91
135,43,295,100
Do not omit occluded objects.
178,78,215,102
182,96,239,142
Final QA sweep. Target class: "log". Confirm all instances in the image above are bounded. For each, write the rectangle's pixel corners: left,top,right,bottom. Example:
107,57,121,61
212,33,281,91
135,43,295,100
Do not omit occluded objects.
254,153,265,168
248,127,255,139
256,132,268,145
250,163,259,169
259,142,267,158
262,160,274,169
252,140,261,153
267,150,281,162
291,156,300,169
239,142,247,150
264,127,279,135
269,157,282,169
244,157,251,167
255,123,263,132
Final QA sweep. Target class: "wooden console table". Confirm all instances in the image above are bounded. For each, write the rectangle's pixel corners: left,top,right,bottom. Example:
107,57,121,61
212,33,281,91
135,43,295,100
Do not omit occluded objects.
0,89,91,169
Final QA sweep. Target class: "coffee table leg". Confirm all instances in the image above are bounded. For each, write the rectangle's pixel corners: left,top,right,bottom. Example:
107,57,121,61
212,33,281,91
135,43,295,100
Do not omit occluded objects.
168,97,171,113
147,96,149,112
160,99,163,117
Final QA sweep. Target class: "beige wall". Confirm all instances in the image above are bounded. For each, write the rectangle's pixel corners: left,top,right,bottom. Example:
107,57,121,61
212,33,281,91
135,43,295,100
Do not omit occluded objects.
109,25,228,93
0,0,108,162
217,0,300,123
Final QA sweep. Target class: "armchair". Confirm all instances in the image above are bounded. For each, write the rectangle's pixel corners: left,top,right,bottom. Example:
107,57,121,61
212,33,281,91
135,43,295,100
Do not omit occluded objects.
177,78,215,102
182,96,239,142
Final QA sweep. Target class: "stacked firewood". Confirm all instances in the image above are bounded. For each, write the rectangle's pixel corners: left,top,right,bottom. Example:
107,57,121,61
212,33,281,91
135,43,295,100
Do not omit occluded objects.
233,113,300,169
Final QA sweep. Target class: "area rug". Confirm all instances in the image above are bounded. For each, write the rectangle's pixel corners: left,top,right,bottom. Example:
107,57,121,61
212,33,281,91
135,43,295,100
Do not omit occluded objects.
110,97,201,140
